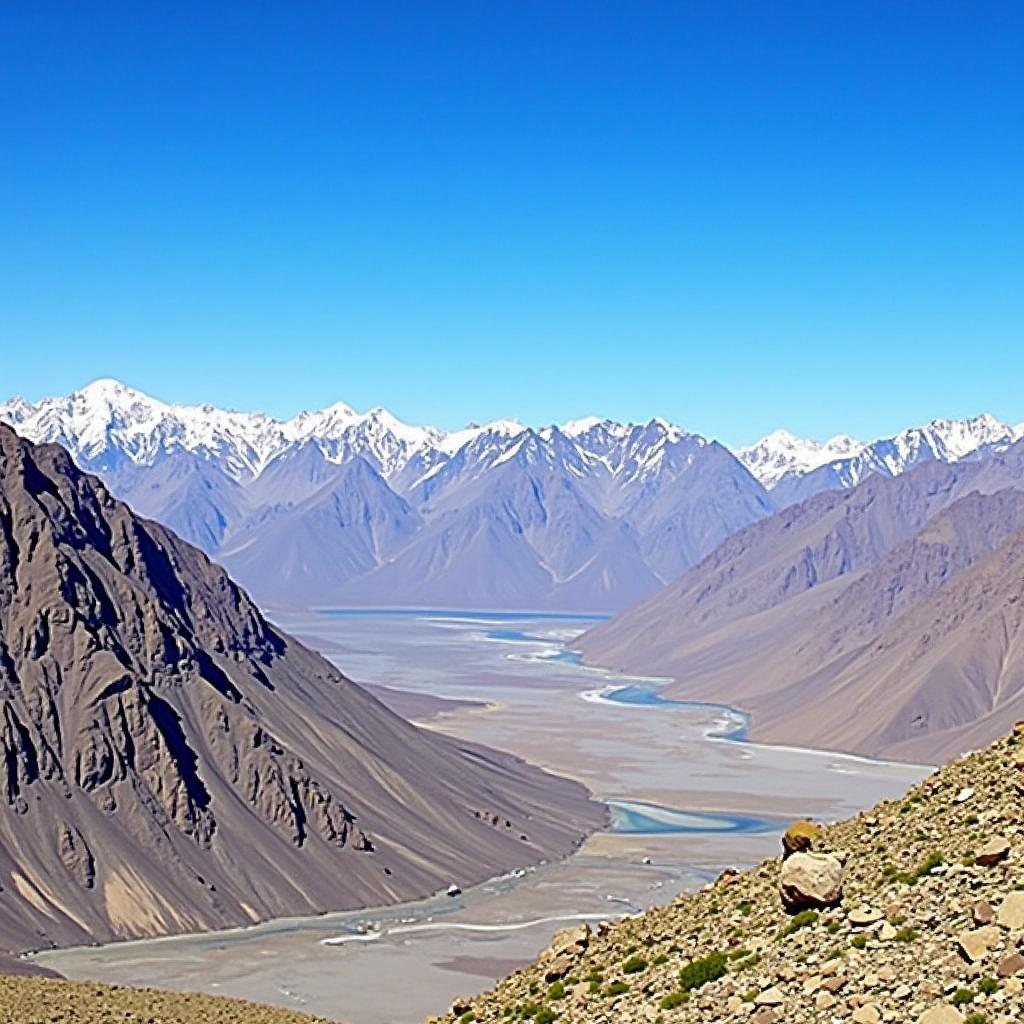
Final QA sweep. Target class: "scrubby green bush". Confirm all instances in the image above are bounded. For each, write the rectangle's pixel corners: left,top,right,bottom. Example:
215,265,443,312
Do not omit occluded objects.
779,909,819,937
622,955,648,974
678,951,728,991
659,991,690,1009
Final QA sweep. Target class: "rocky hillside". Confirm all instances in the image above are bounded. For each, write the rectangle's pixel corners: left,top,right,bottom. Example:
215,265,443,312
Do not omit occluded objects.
0,973,331,1024
435,725,1024,1024
0,425,605,953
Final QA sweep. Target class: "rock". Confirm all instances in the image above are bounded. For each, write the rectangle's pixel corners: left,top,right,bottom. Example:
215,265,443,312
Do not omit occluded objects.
879,922,897,941
972,901,995,925
954,787,975,804
917,1007,965,1024
815,991,836,1010
997,890,1024,929
894,984,912,1000
848,906,883,927
540,923,590,980
997,952,1024,978
853,1006,881,1024
543,954,575,982
754,986,785,1006
976,836,1012,867
446,883,462,897
543,923,591,959
779,851,843,911
957,925,1001,962
782,819,822,858
752,1011,779,1024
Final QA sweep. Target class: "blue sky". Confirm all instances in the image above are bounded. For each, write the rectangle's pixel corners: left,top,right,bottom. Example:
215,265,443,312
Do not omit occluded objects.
2,3,1022,446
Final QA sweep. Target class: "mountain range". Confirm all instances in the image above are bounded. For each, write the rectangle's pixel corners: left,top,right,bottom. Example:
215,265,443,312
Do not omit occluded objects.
2,379,1020,612
0,424,603,953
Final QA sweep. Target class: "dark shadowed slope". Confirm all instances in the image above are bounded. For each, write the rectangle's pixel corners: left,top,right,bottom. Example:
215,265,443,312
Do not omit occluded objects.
0,425,604,954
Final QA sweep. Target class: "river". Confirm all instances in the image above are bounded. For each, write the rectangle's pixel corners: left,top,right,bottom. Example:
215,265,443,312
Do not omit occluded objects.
35,610,930,1023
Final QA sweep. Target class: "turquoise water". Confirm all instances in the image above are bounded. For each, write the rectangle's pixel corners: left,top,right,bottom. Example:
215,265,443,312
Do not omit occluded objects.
592,683,750,740
607,799,781,836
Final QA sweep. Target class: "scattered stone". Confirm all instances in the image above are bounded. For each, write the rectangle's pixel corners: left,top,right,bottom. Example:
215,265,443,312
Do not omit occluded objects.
754,987,784,1006
853,1005,881,1024
997,890,1024,929
976,836,1012,867
973,900,995,925
779,851,843,910
998,952,1024,978
917,1007,965,1024
954,787,975,804
848,905,883,927
814,990,836,1010
957,925,1001,962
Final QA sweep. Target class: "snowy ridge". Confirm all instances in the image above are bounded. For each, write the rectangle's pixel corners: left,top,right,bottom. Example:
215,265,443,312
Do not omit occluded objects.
737,414,1024,494
2,379,1021,612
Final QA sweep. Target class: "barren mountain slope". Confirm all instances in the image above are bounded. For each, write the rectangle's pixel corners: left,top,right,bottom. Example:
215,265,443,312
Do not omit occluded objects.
578,446,1024,758
0,425,605,954
754,523,1024,761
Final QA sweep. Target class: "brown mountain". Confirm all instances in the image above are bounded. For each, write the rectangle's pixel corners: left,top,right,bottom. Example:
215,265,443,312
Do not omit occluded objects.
0,425,604,954
579,447,1024,760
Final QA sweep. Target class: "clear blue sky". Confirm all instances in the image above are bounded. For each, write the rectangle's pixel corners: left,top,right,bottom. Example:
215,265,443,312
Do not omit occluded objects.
2,2,1022,445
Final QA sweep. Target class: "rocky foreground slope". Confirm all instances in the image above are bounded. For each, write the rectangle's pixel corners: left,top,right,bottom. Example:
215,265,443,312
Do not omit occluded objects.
0,973,330,1024
435,726,1024,1024
0,424,604,953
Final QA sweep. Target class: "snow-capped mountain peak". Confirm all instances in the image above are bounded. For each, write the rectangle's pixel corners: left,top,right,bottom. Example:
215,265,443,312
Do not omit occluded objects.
736,429,866,488
737,414,1020,493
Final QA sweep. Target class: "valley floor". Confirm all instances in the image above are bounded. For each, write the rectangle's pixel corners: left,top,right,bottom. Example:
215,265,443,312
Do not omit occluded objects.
33,611,929,1024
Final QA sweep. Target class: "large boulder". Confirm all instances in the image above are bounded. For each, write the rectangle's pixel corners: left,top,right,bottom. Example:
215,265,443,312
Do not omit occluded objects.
780,851,844,911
